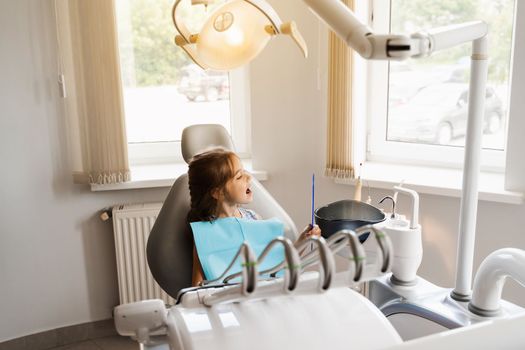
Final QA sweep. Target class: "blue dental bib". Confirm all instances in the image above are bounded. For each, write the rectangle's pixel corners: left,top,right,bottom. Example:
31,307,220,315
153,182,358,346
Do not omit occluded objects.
190,217,285,281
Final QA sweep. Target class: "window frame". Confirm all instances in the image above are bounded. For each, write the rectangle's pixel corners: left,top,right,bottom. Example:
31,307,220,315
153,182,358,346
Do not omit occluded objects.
116,1,252,166
126,65,251,165
365,0,518,172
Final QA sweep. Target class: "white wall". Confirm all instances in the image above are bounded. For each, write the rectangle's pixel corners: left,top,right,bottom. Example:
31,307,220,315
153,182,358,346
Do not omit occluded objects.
1,0,525,343
0,1,170,342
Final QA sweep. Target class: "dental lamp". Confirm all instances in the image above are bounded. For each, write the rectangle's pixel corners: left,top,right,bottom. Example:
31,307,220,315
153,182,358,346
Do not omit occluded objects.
172,0,308,70
173,0,488,301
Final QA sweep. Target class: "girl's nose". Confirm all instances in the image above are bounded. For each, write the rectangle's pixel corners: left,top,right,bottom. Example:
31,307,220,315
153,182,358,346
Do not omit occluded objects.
244,171,252,181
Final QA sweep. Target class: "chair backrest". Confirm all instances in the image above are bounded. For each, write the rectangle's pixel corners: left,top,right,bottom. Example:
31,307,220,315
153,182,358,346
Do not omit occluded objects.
180,124,235,164
147,124,298,298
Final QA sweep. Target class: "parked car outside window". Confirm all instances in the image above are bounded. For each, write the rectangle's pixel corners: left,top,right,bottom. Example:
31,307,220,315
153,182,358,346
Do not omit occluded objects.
387,83,504,145
177,65,230,102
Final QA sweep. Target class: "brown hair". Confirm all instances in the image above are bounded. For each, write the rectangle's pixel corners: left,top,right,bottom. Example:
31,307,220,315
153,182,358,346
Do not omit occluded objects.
187,148,237,222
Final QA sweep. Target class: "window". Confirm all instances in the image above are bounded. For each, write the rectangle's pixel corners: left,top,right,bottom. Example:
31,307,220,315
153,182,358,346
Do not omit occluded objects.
115,0,250,165
367,0,517,170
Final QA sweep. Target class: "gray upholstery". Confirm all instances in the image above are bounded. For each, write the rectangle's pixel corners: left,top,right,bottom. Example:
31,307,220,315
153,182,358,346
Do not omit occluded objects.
147,124,298,299
181,124,235,164
147,174,193,298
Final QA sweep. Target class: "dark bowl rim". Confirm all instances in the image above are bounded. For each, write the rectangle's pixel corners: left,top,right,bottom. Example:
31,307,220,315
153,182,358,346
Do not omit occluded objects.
314,199,386,223
314,217,386,225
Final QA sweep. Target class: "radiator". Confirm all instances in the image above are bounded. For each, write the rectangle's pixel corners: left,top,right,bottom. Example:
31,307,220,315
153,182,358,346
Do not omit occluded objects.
112,203,176,305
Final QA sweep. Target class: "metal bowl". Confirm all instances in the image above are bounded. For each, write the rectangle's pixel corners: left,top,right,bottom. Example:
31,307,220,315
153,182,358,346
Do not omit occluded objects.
315,200,386,243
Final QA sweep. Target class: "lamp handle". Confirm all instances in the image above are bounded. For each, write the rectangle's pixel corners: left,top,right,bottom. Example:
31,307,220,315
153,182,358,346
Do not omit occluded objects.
281,21,308,58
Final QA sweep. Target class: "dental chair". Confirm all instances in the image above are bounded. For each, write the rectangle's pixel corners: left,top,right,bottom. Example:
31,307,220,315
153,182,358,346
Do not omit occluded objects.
146,124,299,299
119,124,404,350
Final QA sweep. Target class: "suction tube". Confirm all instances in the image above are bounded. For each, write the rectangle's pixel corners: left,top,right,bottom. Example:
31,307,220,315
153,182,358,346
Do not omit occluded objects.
469,248,525,316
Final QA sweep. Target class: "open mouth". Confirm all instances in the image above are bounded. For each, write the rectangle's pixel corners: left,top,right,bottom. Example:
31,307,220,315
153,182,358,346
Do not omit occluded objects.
246,188,252,195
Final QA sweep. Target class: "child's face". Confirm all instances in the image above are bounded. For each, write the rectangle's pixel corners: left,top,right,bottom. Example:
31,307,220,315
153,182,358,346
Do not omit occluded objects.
223,156,253,205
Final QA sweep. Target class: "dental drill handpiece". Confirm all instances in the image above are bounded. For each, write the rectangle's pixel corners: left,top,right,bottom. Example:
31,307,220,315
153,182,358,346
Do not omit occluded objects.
301,230,365,282
224,237,301,292
202,242,258,295
355,225,393,274
263,236,335,291
294,236,335,291
327,230,366,282
201,243,259,306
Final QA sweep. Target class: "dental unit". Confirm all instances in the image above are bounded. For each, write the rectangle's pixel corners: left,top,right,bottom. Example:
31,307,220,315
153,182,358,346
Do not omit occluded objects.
116,225,399,350
113,0,525,348
368,184,525,339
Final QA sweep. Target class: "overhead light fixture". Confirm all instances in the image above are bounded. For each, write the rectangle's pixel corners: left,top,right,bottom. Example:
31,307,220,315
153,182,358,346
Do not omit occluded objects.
172,0,308,70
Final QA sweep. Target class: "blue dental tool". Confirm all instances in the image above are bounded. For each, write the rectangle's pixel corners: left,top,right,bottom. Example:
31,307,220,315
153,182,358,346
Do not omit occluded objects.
311,173,315,227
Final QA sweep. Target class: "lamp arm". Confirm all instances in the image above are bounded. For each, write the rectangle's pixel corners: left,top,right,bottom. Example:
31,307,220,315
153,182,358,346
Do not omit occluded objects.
172,0,192,44
302,0,487,60
302,0,373,58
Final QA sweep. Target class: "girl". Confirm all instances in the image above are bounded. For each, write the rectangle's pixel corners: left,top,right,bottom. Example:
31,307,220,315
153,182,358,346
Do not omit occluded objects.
187,148,321,286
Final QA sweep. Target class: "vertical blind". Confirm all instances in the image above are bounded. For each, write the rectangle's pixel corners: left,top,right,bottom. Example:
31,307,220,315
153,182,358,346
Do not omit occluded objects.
56,0,130,185
325,0,355,179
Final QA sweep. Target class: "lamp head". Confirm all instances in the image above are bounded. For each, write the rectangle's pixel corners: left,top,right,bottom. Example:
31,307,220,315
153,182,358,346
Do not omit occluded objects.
197,0,273,70
172,0,307,71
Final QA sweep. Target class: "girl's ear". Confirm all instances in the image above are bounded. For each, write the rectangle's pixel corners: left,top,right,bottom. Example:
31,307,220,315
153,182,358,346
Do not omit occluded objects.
211,188,221,200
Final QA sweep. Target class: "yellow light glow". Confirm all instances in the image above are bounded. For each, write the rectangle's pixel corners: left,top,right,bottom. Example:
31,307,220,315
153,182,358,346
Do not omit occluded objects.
196,0,272,70
224,26,245,47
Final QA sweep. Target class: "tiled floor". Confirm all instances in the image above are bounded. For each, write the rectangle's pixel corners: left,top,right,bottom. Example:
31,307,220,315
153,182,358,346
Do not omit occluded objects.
49,336,139,350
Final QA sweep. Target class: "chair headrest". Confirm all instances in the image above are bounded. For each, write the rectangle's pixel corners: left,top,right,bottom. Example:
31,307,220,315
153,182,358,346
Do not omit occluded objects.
181,124,235,164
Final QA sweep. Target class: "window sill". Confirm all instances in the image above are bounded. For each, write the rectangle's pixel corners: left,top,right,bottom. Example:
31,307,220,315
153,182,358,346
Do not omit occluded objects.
90,159,268,192
334,162,524,205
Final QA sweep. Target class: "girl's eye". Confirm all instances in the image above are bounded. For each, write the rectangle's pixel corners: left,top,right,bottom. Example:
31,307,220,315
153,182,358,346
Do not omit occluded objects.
236,170,245,180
